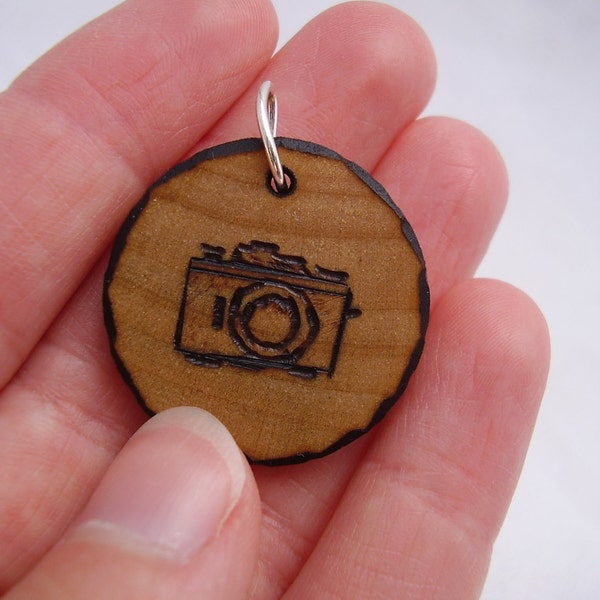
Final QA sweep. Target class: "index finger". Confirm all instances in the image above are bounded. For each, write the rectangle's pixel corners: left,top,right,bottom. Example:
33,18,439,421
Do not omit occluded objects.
0,0,278,389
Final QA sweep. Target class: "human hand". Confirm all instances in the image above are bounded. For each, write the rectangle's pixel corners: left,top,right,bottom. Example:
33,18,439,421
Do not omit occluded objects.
0,1,550,598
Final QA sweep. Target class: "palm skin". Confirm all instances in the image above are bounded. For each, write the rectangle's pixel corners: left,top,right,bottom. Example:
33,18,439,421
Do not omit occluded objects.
0,1,549,598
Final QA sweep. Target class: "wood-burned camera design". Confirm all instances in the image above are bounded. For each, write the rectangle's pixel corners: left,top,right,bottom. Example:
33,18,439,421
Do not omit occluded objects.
175,241,362,379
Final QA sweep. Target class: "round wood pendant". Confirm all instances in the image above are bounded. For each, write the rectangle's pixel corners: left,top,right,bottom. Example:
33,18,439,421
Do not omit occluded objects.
104,137,429,464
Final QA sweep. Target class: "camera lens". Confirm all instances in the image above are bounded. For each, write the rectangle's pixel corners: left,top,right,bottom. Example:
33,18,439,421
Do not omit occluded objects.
240,293,300,351
229,282,319,362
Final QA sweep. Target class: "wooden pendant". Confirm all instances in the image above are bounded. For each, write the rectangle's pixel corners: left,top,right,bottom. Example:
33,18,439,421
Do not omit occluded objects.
104,137,429,464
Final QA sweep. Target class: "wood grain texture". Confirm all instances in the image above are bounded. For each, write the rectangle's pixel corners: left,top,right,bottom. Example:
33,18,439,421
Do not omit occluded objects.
104,138,429,464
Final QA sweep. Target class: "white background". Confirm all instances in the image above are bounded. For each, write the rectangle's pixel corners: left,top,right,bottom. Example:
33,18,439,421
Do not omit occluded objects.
1,1,598,598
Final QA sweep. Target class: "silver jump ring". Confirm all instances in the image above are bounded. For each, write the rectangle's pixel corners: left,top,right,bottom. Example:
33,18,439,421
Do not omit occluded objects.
257,81,286,190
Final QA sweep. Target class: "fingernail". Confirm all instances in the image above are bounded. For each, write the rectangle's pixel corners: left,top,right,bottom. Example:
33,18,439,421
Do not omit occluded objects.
71,407,247,561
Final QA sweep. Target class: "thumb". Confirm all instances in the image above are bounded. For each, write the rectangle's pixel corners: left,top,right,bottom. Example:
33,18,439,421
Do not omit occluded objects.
7,407,261,600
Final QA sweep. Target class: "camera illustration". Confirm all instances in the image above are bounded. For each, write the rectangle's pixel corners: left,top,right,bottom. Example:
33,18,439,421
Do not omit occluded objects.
174,240,361,378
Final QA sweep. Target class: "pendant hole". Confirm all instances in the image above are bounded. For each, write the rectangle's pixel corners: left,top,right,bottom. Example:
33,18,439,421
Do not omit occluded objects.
267,167,296,198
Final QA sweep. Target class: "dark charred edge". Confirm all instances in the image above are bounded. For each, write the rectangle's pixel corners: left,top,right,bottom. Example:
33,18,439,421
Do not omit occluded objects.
419,268,431,336
103,309,156,420
102,202,154,418
103,136,430,458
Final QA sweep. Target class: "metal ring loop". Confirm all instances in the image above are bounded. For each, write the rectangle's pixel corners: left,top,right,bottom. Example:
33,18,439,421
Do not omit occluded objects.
257,81,286,191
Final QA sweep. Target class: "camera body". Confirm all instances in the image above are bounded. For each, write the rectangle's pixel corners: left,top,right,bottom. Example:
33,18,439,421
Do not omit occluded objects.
175,241,361,378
